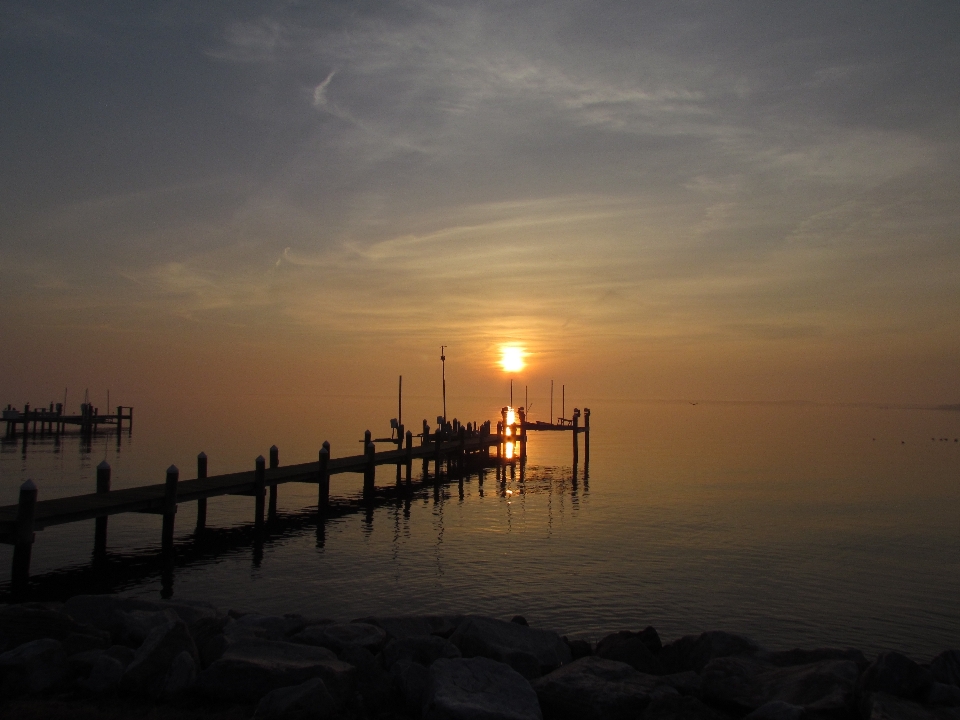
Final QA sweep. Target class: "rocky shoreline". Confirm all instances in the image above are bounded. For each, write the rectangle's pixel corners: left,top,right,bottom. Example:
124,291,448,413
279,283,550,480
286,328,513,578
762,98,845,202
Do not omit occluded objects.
0,595,958,720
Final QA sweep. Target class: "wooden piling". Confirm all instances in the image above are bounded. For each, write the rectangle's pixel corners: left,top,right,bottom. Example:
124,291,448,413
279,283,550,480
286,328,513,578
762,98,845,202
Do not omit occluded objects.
405,430,413,484
584,407,590,465
318,443,330,509
268,445,279,521
572,409,580,465
364,441,376,499
254,456,266,529
496,421,502,462
94,461,111,556
11,479,37,591
196,453,208,531
162,466,178,554
518,407,527,460
458,425,466,477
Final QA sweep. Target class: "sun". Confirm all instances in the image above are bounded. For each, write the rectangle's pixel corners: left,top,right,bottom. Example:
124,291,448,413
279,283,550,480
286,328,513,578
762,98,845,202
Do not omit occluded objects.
500,345,525,373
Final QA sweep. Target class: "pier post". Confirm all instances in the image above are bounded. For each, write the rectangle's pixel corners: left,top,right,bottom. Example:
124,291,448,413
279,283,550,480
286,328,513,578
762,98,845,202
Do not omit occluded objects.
268,445,279,521
162,466,179,554
254,456,266,530
518,407,526,460
318,443,330,510
196,453,208,532
458,425,466,477
584,408,590,465
405,430,413,484
572,409,580,465
116,406,122,431
94,461,111,557
364,441,376,500
24,404,30,438
496,422,502,462
11,479,37,593
434,430,442,481
396,423,404,486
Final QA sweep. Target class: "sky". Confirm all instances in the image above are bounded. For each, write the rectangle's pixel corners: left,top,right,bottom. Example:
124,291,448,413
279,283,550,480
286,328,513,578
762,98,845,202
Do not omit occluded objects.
2,1,959,408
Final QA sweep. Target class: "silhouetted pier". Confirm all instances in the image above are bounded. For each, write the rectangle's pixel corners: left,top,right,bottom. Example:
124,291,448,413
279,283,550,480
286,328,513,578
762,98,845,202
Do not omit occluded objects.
3,402,132,437
0,407,590,592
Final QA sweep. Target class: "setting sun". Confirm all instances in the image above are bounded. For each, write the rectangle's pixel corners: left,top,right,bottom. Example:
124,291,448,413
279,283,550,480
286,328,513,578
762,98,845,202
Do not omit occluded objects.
500,346,525,373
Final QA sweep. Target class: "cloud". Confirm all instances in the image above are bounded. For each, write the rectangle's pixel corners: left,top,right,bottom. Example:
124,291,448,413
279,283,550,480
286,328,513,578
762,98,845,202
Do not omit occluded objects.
312,69,335,106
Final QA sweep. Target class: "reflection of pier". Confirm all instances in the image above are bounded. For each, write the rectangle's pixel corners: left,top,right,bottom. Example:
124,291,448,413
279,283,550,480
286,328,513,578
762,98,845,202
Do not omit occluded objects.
0,407,590,595
3,403,133,437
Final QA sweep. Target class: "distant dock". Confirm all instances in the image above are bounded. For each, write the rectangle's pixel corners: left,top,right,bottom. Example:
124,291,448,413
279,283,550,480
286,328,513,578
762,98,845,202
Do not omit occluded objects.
0,405,590,593
3,402,133,437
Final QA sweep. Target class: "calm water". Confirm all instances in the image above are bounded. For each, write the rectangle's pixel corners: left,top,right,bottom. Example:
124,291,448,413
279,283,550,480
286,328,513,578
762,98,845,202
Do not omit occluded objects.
1,397,958,660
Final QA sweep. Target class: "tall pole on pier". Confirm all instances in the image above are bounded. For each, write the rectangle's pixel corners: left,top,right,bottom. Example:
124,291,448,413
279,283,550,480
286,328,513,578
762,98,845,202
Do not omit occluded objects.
440,346,447,423
550,380,553,424
398,375,403,428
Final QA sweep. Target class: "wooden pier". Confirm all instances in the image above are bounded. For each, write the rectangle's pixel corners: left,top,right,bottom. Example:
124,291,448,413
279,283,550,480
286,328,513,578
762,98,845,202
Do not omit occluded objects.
0,406,589,592
3,403,133,437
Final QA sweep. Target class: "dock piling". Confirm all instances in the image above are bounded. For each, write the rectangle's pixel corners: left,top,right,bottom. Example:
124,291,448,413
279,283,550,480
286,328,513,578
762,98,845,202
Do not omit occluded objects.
319,443,330,510
268,445,279,521
364,442,376,499
254,456,266,529
94,461,111,557
196,453,208,532
11,479,37,592
572,409,580,465
162,466,178,554
518,407,526,460
405,430,413,484
584,408,590,465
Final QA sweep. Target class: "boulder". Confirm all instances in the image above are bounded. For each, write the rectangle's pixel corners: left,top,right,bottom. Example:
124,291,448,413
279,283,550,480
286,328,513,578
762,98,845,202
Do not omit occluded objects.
197,638,354,705
641,694,733,720
0,603,109,652
595,630,664,675
192,615,230,668
701,656,859,715
383,635,461,669
0,638,67,695
767,647,868,670
450,616,571,679
161,650,198,699
659,670,702,698
356,616,465,640
743,701,805,720
423,656,542,720
392,659,431,714
532,656,664,720
928,683,960,707
229,613,310,642
64,594,224,646
79,654,125,695
859,652,932,701
562,637,592,661
861,691,960,720
254,677,337,720
294,622,387,655
660,631,760,674
932,652,960,688
121,610,200,698
105,644,135,667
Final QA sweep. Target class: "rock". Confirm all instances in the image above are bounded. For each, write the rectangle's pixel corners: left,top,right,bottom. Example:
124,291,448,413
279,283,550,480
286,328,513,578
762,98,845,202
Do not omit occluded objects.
230,613,310,642
0,603,109,652
383,635,461,669
641,694,732,720
532,656,664,720
254,677,337,720
927,683,960,707
64,594,224,645
659,670,702,697
0,638,67,695
861,691,960,720
767,647,868,670
701,656,859,715
294,622,387,655
449,616,571,679
423,656,542,720
562,637,592,661
162,650,198,699
356,616,465,640
660,631,760,674
104,644,135,667
121,609,200,698
932,652,960,687
596,630,665,675
859,652,932,701
197,638,354,705
79,654,125,695
192,614,230,668
511,617,529,626
392,659,430,714
743,700,805,720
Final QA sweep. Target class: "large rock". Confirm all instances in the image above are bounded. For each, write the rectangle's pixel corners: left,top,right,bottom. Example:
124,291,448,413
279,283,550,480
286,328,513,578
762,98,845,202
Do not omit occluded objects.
932,652,960,688
532,656,665,720
859,652,932,701
423,656,542,720
660,631,760,674
383,635,462,669
450,616,571,679
928,683,960,707
0,638,67,695
254,677,337,720
641,694,732,720
228,613,311,642
742,701,805,720
767,647,868,670
0,603,109,652
162,650,198,699
392,659,431,713
861,691,960,720
79,654,126,695
357,615,465,640
294,622,387,655
595,629,665,675
121,609,200,698
701,655,859,715
197,638,354,705
64,594,223,646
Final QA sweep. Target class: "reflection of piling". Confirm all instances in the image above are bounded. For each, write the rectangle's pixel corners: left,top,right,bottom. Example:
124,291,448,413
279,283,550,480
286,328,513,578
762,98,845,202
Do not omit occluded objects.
268,445,279,522
318,443,330,510
162,465,179,554
94,461,111,557
364,441,376,500
196,453,208,532
254,456,265,530
11,479,37,593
